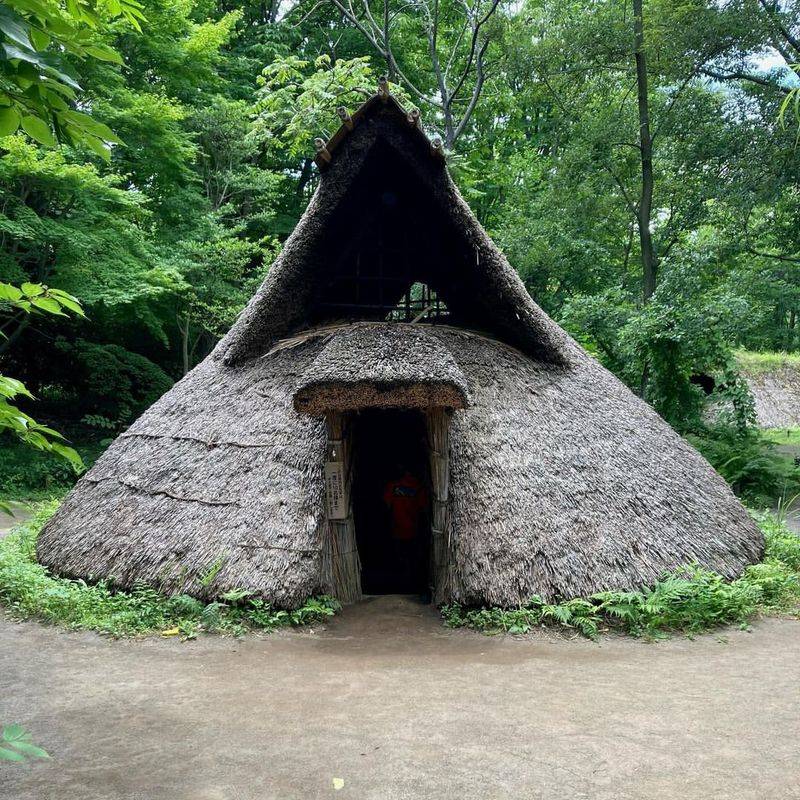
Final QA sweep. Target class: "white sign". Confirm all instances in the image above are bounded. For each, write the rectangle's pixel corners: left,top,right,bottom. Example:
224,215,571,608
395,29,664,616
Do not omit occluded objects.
324,462,348,520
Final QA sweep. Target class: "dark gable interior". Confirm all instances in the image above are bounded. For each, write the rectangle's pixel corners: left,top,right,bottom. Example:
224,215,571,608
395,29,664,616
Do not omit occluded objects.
308,138,484,330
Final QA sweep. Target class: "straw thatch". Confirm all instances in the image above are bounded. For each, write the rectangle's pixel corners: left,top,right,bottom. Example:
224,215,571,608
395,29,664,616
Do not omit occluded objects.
744,367,800,428
36,88,763,608
293,324,469,413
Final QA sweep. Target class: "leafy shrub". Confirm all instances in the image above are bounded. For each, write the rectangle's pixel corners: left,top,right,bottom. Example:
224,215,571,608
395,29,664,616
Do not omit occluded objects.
0,502,339,637
686,425,800,506
0,436,106,500
52,340,173,429
443,515,800,639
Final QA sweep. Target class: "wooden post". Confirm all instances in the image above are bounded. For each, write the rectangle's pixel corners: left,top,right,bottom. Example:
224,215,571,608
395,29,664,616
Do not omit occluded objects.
426,408,452,603
323,412,362,604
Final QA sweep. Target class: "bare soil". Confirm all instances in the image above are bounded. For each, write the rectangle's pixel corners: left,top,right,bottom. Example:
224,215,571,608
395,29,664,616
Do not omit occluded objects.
0,504,31,539
1,595,799,800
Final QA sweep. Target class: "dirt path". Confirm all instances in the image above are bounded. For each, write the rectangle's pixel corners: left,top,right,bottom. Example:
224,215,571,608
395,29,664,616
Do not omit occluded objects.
0,504,31,539
1,596,799,800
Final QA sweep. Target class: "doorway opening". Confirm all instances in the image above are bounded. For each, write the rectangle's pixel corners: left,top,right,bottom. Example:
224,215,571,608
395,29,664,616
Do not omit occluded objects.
351,408,431,595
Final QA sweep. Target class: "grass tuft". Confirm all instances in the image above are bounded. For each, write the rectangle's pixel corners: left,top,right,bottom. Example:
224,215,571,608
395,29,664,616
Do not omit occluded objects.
763,428,800,447
442,514,800,639
735,349,800,375
0,502,339,638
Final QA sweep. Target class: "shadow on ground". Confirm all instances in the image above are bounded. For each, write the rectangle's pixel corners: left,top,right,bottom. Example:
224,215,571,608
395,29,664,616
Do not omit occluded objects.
1,595,799,800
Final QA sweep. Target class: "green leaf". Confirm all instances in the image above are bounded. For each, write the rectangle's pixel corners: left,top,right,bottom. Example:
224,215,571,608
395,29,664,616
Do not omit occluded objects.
29,27,50,52
84,44,124,65
42,65,81,91
2,724,26,743
61,110,122,143
78,132,111,161
0,105,20,137
20,282,44,297
50,294,84,316
0,746,25,762
30,296,64,314
51,442,84,471
0,283,23,302
9,741,50,759
2,42,44,66
20,114,56,146
0,375,34,399
0,10,34,51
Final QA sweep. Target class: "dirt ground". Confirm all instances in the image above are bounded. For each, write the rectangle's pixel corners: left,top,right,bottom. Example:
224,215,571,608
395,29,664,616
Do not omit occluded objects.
1,596,799,800
0,504,31,539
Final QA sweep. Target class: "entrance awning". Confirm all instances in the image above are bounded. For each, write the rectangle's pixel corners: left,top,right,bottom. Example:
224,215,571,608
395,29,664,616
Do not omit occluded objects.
292,324,469,415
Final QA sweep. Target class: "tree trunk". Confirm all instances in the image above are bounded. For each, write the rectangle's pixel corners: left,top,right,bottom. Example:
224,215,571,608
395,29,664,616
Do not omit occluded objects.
633,0,657,302
0,315,30,357
178,313,190,376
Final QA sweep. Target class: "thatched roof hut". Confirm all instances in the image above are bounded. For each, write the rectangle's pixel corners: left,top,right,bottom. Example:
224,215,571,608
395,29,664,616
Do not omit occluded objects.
37,86,763,608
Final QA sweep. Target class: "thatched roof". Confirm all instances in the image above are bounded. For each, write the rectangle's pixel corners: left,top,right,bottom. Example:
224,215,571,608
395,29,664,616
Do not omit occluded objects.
293,324,469,413
36,87,764,608
214,88,573,367
37,323,762,606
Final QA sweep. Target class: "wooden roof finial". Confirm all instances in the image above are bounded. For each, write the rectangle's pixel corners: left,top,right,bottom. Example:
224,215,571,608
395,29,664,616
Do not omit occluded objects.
406,107,421,128
314,137,331,164
336,106,354,130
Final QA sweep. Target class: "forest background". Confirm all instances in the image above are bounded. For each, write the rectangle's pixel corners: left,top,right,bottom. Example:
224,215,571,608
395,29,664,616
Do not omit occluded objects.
1,0,799,503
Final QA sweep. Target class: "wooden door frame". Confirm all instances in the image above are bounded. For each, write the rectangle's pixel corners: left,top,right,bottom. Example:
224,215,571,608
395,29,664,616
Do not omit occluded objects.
320,406,454,604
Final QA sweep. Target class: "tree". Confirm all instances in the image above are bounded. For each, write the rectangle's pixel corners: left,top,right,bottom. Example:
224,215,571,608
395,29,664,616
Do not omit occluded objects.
307,0,504,148
0,0,143,156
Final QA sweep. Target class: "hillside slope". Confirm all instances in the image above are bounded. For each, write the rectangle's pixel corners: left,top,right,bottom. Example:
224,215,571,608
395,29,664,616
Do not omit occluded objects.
737,352,800,429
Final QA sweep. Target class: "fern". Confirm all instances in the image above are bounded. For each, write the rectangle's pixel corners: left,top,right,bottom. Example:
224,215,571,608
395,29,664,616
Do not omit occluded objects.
443,514,800,639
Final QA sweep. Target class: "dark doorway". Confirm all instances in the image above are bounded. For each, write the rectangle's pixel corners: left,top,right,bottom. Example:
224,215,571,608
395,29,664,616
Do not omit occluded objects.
352,409,431,595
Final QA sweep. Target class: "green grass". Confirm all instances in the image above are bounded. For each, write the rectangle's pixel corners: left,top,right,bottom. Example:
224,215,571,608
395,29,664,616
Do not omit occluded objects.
735,349,800,375
0,502,340,638
442,514,800,639
763,428,800,447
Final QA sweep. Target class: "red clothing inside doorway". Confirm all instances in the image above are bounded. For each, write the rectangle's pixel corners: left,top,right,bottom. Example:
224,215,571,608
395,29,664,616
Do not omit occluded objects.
382,472,429,541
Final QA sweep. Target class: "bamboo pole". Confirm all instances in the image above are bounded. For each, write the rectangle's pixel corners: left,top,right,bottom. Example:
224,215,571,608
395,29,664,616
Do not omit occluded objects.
426,408,452,602
324,412,362,604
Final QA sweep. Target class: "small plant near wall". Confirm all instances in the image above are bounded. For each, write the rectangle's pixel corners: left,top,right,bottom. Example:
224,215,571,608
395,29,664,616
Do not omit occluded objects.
442,514,800,640
0,503,339,638
0,724,50,763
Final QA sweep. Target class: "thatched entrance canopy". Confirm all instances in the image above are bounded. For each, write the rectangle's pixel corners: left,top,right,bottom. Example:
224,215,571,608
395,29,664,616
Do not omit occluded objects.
36,84,764,609
292,324,469,414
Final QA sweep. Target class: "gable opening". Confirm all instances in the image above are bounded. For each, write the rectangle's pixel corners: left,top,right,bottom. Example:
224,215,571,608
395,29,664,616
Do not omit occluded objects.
387,282,449,323
309,138,470,329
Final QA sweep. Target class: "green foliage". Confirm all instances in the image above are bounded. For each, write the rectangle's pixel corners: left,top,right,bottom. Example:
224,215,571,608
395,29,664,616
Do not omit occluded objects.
253,54,403,159
442,515,800,639
687,426,800,506
0,502,340,637
52,339,173,428
0,0,142,157
0,436,104,500
0,723,50,763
